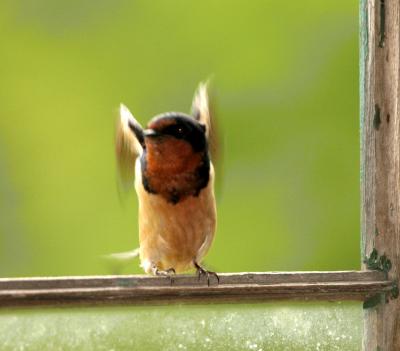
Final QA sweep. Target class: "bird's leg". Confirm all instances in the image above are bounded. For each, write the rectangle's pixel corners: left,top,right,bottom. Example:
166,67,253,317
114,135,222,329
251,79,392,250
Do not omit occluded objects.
193,261,219,286
151,264,176,285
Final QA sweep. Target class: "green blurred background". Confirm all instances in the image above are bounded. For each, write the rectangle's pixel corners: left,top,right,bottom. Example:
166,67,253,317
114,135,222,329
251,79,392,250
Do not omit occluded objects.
0,0,359,277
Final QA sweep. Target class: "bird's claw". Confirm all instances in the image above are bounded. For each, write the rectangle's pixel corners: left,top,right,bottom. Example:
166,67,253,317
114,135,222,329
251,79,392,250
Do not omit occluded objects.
194,261,219,286
152,266,176,286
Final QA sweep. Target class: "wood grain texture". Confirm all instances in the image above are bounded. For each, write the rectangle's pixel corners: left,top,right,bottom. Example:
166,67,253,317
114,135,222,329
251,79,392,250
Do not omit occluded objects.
360,0,400,350
0,271,392,307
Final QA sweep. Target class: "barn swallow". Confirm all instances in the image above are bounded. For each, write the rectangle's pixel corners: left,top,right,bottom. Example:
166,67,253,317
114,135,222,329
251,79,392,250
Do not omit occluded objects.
115,83,218,285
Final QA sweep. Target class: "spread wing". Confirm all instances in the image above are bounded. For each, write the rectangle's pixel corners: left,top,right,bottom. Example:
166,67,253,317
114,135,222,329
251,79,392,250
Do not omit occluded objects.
115,104,144,190
191,81,223,196
192,81,212,138
191,81,220,162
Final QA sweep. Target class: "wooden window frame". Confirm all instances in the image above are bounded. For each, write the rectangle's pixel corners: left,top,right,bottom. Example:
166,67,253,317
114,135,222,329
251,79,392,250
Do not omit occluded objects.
0,1,398,349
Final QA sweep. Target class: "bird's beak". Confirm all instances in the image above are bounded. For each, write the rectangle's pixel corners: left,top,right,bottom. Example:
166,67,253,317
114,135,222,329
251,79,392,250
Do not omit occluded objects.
143,129,160,138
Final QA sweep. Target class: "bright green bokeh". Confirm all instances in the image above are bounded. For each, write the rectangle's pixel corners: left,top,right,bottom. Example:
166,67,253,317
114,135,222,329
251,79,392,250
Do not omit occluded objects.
0,1,359,276
0,302,361,351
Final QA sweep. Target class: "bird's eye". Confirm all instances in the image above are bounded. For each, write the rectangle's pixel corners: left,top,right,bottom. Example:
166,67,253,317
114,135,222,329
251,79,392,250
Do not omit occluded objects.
162,124,187,138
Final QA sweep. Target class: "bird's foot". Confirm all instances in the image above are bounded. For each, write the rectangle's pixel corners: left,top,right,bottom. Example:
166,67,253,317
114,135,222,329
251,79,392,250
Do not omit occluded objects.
152,265,176,285
194,261,219,286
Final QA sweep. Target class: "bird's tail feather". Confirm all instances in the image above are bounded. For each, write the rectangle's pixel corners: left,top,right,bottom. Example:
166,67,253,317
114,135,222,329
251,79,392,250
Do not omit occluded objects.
102,248,140,262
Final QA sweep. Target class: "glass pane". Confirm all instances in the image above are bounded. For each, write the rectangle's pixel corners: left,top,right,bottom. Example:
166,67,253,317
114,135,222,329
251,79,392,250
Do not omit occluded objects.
0,0,359,277
0,302,361,351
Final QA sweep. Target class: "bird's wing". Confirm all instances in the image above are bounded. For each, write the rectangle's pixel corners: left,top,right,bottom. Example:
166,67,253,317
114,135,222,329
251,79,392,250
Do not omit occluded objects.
191,81,223,197
191,81,220,161
115,104,144,189
192,81,212,138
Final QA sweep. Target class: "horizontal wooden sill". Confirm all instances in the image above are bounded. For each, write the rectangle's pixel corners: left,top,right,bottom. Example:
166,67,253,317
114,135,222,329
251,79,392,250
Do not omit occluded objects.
0,271,393,307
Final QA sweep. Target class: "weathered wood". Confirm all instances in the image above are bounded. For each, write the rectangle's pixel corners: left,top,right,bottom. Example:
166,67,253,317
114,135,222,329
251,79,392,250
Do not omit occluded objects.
0,270,386,289
0,271,392,307
360,0,400,350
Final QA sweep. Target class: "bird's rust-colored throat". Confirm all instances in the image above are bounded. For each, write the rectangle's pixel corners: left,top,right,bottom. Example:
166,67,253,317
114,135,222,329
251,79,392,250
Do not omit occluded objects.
143,137,209,203
146,138,203,176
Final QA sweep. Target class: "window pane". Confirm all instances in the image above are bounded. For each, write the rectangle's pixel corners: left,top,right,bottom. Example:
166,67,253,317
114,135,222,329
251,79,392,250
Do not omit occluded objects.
0,0,359,276
0,302,361,351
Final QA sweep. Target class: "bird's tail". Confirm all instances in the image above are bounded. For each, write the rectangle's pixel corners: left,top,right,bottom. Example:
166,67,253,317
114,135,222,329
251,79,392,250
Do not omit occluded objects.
102,248,140,262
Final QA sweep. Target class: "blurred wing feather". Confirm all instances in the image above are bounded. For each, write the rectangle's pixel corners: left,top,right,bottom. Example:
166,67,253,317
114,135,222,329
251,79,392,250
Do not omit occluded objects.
191,81,220,162
192,81,211,138
115,104,144,189
191,81,223,198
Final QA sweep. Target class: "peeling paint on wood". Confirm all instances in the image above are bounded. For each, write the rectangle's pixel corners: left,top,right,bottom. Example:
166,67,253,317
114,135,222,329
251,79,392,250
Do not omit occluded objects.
378,0,386,47
373,104,381,130
361,1,400,350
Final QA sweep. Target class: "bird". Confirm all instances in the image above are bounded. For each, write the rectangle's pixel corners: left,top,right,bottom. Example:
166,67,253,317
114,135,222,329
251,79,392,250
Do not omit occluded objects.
115,82,218,284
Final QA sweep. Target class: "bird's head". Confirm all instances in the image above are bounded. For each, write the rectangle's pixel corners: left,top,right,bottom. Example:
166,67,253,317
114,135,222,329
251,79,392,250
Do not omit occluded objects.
116,82,214,203
144,112,207,155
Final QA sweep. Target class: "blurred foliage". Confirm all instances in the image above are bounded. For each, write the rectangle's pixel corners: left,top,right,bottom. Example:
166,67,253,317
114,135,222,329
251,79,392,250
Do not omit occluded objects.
0,0,359,277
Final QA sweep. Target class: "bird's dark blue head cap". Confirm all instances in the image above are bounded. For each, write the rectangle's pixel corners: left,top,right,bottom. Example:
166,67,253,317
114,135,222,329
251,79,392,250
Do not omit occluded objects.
145,113,207,152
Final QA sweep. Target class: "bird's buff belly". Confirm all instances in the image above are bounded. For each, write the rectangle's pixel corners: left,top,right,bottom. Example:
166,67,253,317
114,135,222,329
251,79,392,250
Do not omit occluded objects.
135,171,216,274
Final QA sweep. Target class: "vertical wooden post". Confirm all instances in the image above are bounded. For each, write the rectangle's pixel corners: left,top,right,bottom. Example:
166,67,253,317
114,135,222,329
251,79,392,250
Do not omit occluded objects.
361,0,400,350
